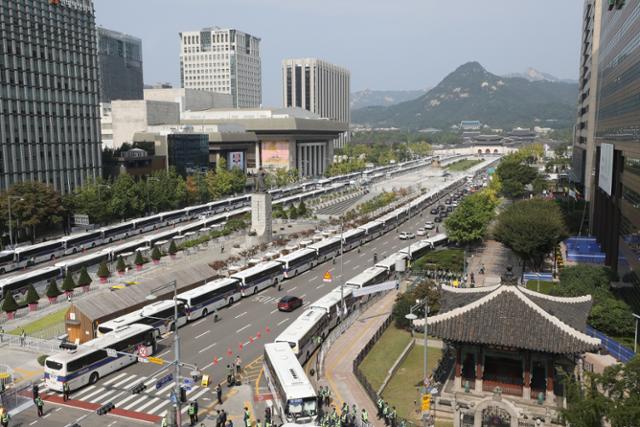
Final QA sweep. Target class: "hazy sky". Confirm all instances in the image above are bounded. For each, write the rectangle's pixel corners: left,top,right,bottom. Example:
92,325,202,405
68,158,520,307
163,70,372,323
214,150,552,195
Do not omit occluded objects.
95,0,583,106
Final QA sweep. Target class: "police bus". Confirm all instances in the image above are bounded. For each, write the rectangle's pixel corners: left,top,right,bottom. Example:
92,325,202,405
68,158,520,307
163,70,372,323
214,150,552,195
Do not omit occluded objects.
177,278,242,321
230,261,284,295
344,266,388,289
263,343,318,425
97,300,188,336
276,249,317,279
308,237,341,263
44,324,157,392
274,308,327,364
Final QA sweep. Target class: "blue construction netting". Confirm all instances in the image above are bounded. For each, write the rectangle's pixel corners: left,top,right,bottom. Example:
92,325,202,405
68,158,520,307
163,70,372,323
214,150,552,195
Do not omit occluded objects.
522,272,554,283
586,326,635,364
565,236,606,265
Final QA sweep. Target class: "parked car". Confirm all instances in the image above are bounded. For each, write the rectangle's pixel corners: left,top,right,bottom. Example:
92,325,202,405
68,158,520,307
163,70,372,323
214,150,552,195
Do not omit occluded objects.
278,295,304,312
434,216,443,223
424,221,435,230
399,232,416,240
416,228,426,236
446,206,453,212
430,208,439,215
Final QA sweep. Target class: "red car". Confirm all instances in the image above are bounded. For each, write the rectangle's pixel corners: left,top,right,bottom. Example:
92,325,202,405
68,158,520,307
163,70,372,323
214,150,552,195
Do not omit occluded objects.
278,296,303,312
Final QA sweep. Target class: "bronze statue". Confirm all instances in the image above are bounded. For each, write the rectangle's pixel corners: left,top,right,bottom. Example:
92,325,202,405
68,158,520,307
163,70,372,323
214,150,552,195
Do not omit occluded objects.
255,168,267,193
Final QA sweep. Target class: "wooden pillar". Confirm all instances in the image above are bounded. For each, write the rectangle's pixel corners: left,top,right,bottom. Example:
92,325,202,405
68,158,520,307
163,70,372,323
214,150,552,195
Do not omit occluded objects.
523,353,531,399
546,358,555,401
475,347,483,392
455,347,462,390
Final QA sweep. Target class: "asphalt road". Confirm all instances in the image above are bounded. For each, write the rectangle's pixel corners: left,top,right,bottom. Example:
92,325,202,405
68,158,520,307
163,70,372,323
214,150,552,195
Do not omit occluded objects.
26,165,486,426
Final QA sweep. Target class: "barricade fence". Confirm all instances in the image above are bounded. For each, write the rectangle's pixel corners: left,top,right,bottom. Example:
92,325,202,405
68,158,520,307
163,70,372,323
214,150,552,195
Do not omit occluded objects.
0,380,34,415
586,326,635,363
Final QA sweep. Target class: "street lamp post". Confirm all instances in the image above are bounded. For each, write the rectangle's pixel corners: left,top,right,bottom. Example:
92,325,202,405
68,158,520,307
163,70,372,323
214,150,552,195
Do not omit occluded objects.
7,196,24,249
633,313,640,354
146,280,181,427
405,297,429,386
339,218,346,316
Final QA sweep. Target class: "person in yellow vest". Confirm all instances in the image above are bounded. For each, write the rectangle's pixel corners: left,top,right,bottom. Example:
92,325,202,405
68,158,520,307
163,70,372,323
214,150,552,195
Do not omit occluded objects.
188,402,196,426
0,410,9,427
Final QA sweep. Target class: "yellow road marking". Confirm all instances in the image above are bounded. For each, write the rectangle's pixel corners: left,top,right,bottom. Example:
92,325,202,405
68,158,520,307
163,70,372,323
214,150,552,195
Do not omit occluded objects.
255,367,264,396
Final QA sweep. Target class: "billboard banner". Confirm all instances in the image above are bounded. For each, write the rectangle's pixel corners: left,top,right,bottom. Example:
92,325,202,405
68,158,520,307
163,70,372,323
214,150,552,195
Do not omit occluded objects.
598,143,614,196
228,151,244,171
262,141,289,169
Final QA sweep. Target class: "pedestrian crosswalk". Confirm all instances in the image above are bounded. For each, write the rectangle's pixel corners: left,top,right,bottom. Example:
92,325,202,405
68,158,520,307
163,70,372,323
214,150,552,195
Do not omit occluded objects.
39,372,212,416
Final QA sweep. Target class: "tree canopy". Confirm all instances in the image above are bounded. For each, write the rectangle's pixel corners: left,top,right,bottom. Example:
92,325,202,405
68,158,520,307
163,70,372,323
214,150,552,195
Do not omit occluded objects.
445,190,498,245
495,154,539,199
493,198,568,271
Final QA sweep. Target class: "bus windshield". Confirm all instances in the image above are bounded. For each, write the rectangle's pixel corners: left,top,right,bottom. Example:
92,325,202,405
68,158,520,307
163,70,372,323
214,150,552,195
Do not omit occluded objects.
45,360,63,371
287,398,317,417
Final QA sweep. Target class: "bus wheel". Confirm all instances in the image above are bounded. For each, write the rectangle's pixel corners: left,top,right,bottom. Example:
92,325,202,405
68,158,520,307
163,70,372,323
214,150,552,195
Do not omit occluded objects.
228,297,234,305
89,372,99,385
0,268,5,274
202,309,208,318
170,323,176,332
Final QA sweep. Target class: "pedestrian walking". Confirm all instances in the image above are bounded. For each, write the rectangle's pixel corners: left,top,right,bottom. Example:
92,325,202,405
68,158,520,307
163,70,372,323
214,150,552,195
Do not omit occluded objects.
361,408,369,427
0,410,9,427
215,410,222,427
63,382,70,401
235,356,242,375
243,406,251,427
35,396,44,417
194,400,199,422
264,406,271,424
161,415,168,427
216,383,223,404
32,383,39,402
188,402,197,426
0,326,4,343
382,402,389,426
376,398,384,419
220,409,228,426
20,329,26,347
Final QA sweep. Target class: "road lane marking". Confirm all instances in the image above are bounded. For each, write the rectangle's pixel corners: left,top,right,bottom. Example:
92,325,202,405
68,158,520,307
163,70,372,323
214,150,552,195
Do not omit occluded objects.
344,259,351,264
90,388,119,403
114,392,141,407
81,387,106,401
270,308,278,314
354,264,360,269
198,342,218,354
112,374,137,388
149,400,169,414
235,311,247,319
102,390,126,404
236,324,251,334
123,395,149,411
192,318,207,327
277,318,289,326
102,372,127,386
29,421,38,426
195,330,210,339
155,381,176,395
288,286,297,291
71,385,96,398
191,387,209,401
359,252,367,257
137,396,160,412
310,275,318,281
157,349,172,358
301,294,306,299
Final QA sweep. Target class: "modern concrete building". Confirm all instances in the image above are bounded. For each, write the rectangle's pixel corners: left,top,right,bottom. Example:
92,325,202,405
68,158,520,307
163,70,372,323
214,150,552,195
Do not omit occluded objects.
96,27,143,102
591,1,640,308
100,103,114,149
143,88,233,112
181,108,347,177
572,0,602,203
0,0,101,194
110,100,180,149
282,58,350,148
179,27,261,108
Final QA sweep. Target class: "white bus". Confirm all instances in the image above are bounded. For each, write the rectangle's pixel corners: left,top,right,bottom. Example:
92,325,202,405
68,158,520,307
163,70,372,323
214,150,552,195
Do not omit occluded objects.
308,237,341,264
276,249,317,279
0,266,61,299
376,252,409,273
61,230,104,255
275,308,327,364
357,221,384,242
309,287,353,331
44,324,157,392
97,300,188,336
14,240,66,266
341,228,365,252
0,250,17,274
399,240,435,261
177,278,242,321
230,261,284,295
344,266,388,289
263,343,318,425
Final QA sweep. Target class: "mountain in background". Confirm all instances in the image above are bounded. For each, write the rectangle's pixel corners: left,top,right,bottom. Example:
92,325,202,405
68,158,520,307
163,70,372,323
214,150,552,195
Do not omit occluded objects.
504,67,577,84
351,62,578,130
350,88,429,109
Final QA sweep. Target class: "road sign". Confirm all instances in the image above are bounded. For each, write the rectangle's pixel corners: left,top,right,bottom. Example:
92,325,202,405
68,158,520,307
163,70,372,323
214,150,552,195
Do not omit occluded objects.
73,213,90,226
322,271,332,283
421,394,431,411
106,348,117,358
170,392,177,404
155,374,173,390
146,356,164,365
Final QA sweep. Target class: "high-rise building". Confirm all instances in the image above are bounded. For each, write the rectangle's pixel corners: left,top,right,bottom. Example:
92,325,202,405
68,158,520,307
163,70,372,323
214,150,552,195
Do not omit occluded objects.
96,27,143,102
282,58,350,149
572,0,602,204
179,27,261,108
591,1,640,305
0,0,101,194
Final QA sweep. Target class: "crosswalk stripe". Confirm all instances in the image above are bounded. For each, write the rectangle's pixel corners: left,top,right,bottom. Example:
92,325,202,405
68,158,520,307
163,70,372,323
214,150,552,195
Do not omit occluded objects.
155,382,175,395
136,397,161,412
101,390,126,404
70,385,96,399
144,377,160,387
80,387,106,401
190,388,209,401
148,400,170,414
159,410,167,418
123,395,148,411
113,392,140,407
102,373,128,386
89,388,119,403
186,386,200,396
112,374,137,389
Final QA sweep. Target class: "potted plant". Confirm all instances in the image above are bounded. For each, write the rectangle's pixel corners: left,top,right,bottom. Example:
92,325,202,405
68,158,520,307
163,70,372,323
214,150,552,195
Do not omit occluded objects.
61,273,76,297
168,240,177,259
116,256,126,275
25,284,40,311
151,246,162,265
77,266,92,292
2,292,18,320
45,279,62,304
97,260,110,283
134,251,144,271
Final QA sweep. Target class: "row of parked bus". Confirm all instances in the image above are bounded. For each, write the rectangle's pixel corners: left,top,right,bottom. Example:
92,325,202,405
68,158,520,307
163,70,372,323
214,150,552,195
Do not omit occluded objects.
41,170,465,397
2,156,436,277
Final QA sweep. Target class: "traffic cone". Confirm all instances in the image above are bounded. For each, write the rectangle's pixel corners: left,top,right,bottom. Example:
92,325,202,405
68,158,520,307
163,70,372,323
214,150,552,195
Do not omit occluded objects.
213,357,218,366
256,331,261,339
249,336,254,344
238,342,243,351
227,347,233,356
265,326,271,334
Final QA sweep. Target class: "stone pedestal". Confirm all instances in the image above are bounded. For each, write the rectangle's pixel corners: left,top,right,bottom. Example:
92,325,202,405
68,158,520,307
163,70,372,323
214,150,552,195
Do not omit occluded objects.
251,192,272,244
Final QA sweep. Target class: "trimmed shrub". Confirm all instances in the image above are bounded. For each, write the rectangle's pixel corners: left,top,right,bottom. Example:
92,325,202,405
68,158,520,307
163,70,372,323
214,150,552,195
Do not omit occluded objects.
134,251,144,266
97,260,110,279
46,279,62,299
25,284,40,305
1,292,18,313
169,240,177,256
116,256,126,273
77,266,92,288
151,246,162,261
62,273,76,294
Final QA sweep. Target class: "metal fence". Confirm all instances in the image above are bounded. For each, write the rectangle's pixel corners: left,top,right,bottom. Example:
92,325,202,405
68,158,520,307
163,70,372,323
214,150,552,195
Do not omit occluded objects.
0,333,63,355
1,380,34,415
586,326,635,363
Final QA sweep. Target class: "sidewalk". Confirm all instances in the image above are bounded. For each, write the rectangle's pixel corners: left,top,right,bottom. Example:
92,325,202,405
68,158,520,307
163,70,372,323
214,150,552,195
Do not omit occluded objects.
320,290,398,426
466,240,521,287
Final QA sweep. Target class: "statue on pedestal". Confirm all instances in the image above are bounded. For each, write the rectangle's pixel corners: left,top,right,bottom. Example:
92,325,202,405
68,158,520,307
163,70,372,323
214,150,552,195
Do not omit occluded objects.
255,168,267,193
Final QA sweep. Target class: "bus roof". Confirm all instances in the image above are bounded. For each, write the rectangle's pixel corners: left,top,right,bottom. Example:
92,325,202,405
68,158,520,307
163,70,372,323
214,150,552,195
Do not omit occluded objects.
309,290,344,313
177,278,239,300
376,253,408,269
399,240,432,256
357,221,383,232
54,250,109,268
0,266,60,286
230,261,282,279
341,228,364,240
276,248,316,264
308,237,340,251
264,343,316,399
275,309,326,344
345,267,387,288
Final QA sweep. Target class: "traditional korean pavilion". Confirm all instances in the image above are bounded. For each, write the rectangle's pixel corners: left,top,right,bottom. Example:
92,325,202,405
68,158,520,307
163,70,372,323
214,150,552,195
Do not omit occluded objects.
424,280,601,427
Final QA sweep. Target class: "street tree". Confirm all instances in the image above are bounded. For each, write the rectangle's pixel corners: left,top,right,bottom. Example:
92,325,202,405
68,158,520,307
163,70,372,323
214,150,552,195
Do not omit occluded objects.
72,178,113,225
495,154,538,198
493,198,568,271
109,173,144,220
207,158,245,199
445,191,497,245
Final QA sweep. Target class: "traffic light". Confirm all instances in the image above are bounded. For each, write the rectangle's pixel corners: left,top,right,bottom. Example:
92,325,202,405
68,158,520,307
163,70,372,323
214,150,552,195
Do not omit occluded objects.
130,383,147,394
96,401,115,415
179,386,187,403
